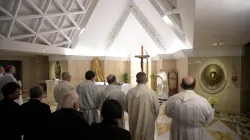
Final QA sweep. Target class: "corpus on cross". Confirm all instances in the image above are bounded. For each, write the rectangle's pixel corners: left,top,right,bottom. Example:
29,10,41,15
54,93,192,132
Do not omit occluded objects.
135,46,150,72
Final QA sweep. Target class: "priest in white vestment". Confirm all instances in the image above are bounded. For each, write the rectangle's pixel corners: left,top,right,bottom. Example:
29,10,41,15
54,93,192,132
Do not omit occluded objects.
0,65,23,104
102,74,126,128
77,70,105,125
156,68,169,99
165,76,214,140
126,72,159,140
54,72,75,110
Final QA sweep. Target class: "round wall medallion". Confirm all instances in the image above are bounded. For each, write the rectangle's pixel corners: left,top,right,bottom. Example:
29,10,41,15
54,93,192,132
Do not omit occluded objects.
198,59,227,94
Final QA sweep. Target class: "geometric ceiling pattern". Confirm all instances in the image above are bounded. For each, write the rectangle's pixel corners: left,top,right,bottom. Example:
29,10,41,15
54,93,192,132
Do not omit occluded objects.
0,0,91,48
150,0,186,43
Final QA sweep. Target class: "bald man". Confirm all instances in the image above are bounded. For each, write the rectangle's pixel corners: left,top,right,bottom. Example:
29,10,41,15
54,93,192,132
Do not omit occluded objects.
126,72,159,140
52,91,90,140
165,76,214,140
101,74,126,128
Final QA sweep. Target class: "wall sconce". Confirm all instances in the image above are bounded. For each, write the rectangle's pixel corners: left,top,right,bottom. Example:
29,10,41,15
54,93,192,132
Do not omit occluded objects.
232,73,237,82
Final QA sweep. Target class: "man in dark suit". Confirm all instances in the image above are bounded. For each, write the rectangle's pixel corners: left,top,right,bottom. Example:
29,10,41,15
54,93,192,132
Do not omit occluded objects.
52,91,90,140
20,86,51,140
0,82,22,140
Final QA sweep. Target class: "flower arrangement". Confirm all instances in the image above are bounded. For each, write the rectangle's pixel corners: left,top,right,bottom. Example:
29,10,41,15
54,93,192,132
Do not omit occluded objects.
123,72,129,83
207,97,219,108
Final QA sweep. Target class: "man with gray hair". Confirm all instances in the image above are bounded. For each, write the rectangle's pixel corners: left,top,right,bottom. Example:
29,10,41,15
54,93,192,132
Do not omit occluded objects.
52,91,90,140
20,86,51,140
102,74,126,128
54,72,75,110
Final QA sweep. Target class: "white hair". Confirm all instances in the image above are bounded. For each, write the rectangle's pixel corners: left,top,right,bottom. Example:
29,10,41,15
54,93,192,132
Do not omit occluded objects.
62,72,71,80
61,91,79,108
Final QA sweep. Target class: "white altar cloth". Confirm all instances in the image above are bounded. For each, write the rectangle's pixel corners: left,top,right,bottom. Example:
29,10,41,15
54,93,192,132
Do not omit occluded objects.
95,82,131,95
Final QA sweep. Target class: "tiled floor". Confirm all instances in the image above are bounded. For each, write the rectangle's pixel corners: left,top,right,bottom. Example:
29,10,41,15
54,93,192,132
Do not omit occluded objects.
23,95,250,140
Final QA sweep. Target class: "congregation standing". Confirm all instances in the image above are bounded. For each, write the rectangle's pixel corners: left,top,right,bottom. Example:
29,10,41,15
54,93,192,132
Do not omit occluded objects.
0,65,214,140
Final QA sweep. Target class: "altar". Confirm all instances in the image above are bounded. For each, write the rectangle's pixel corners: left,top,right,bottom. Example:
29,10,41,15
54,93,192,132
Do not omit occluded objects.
95,82,131,95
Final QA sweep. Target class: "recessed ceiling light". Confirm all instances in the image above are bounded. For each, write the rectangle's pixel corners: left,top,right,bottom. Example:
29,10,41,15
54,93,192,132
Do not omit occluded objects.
212,42,224,46
79,28,85,36
163,16,173,25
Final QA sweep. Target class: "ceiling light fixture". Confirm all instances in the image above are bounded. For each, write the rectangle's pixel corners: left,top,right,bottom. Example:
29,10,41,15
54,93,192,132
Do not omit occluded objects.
79,28,85,36
163,16,173,25
212,42,224,46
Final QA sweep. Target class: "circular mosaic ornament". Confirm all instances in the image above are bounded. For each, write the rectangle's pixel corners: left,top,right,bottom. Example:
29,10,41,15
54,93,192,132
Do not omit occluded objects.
199,59,227,94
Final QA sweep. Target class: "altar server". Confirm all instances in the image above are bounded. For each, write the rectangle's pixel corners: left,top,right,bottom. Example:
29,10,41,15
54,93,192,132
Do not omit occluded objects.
77,70,104,125
54,72,75,110
165,76,214,140
102,74,126,128
126,72,159,140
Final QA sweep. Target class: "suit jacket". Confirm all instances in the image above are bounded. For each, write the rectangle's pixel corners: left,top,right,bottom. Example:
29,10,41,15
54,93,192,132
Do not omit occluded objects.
20,99,51,140
51,108,90,140
0,97,21,140
91,120,131,140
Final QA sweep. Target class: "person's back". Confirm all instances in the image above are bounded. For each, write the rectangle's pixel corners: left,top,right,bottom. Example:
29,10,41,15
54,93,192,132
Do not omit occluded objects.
54,72,75,110
91,99,131,140
92,121,130,140
102,74,126,128
165,77,214,140
0,82,21,140
52,91,90,140
20,86,51,140
77,70,104,125
52,108,90,139
126,72,159,140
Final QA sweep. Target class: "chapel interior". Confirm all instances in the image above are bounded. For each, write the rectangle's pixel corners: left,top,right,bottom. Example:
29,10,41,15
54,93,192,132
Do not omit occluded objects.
0,0,250,139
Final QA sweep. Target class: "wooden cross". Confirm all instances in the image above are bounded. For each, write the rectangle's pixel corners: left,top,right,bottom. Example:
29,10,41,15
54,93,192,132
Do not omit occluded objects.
135,46,150,72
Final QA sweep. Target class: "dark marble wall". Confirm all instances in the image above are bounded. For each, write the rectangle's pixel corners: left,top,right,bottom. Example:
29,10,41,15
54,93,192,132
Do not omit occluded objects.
241,43,250,113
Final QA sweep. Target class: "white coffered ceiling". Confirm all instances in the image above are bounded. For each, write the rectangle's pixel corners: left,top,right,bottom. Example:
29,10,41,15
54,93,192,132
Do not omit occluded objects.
0,0,249,58
0,0,93,48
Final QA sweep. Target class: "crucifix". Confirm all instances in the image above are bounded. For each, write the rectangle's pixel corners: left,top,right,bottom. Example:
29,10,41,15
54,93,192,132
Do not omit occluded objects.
135,46,150,72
